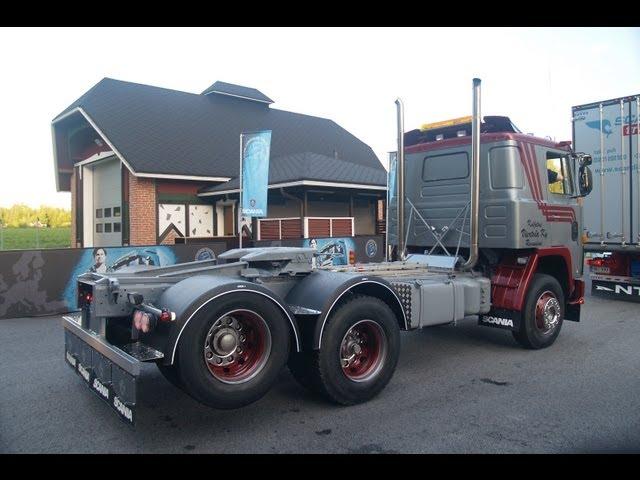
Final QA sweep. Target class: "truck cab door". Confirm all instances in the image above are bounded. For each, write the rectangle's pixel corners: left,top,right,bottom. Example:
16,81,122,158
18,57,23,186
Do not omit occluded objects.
542,150,583,278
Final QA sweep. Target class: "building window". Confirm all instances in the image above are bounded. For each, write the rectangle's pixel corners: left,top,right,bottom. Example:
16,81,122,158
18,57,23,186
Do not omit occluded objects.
96,209,103,219
96,223,103,233
104,223,112,233
113,207,121,217
114,222,121,233
104,208,112,218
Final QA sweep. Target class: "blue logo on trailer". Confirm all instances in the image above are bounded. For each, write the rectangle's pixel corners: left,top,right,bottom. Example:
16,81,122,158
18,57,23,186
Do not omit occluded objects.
586,120,613,137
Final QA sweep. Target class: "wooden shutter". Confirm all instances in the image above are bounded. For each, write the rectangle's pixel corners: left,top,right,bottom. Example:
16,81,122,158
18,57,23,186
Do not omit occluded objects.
331,218,353,236
308,218,331,237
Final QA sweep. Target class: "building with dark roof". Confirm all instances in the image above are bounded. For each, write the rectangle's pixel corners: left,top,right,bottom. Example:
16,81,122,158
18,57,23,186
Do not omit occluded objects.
52,78,387,248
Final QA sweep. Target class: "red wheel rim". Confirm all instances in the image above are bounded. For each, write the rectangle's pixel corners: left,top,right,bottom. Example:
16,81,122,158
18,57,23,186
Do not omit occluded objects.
534,291,561,335
340,320,387,382
204,309,271,384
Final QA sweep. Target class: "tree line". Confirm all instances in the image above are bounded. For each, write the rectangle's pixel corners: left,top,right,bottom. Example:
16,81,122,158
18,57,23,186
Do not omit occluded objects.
0,204,71,228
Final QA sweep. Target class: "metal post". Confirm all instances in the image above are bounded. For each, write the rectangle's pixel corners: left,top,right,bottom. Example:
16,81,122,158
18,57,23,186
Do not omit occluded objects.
620,99,626,245
460,78,481,270
395,99,406,261
238,133,243,250
637,96,640,244
599,104,605,244
0,222,3,250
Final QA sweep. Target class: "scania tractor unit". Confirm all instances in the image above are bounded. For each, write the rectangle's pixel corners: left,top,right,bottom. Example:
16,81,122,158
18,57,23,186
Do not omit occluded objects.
62,79,594,425
572,94,640,302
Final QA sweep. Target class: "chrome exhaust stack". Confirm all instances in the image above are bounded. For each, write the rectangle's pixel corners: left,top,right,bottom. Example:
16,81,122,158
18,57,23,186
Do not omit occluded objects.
395,98,406,261
460,78,481,270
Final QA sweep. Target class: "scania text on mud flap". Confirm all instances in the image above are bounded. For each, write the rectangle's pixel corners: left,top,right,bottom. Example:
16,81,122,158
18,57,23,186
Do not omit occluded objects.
62,79,592,424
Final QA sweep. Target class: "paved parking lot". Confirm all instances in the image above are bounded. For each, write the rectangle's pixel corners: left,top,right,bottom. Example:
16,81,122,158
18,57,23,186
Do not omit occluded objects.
1,290,640,453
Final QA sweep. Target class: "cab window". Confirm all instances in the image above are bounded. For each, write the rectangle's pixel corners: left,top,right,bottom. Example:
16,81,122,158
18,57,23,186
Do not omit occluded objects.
546,152,573,195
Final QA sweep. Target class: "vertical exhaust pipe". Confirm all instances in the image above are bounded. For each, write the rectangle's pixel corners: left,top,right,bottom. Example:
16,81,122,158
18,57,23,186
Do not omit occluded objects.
395,98,406,261
460,78,481,270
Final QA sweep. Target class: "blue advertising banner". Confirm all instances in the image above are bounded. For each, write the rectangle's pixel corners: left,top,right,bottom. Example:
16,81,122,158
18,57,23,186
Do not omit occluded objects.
388,151,397,199
241,130,272,218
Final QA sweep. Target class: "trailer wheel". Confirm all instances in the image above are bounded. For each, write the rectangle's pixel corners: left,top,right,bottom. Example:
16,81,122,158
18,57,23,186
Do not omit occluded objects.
290,295,400,405
177,293,290,409
512,273,565,349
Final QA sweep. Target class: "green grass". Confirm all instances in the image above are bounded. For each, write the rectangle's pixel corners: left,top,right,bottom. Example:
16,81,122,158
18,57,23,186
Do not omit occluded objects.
0,227,71,250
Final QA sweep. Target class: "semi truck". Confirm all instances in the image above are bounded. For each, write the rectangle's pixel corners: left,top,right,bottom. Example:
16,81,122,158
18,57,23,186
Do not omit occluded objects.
62,79,594,425
572,95,640,301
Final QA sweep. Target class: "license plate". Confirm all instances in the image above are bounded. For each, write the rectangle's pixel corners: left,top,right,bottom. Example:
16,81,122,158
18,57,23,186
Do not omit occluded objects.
591,266,610,274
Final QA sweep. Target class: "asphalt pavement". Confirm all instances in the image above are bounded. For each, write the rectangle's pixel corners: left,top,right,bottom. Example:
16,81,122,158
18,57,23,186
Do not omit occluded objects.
1,289,640,453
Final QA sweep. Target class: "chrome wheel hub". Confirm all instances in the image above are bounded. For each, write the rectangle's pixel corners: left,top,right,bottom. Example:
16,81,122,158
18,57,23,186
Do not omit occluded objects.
204,315,251,369
535,291,561,335
339,319,387,382
542,298,561,329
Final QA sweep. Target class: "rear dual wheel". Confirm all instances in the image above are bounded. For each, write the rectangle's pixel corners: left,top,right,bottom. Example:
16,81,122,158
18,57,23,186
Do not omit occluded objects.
289,295,401,405
175,293,290,409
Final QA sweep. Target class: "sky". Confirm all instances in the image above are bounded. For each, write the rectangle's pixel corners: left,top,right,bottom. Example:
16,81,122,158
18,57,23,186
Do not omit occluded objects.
0,27,638,209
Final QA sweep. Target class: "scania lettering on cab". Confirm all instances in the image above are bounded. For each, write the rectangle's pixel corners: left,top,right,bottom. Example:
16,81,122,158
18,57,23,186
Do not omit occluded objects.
62,79,593,425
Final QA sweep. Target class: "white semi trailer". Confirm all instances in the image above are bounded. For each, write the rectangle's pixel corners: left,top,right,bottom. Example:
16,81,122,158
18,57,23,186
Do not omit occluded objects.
573,95,640,301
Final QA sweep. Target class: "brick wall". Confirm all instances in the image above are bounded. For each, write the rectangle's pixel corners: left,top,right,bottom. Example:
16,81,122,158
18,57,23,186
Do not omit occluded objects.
160,228,179,245
128,173,157,245
70,168,78,247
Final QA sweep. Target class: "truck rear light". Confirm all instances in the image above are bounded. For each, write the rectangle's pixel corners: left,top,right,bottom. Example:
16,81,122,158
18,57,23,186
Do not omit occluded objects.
78,287,93,307
133,310,156,333
159,309,175,322
587,258,604,267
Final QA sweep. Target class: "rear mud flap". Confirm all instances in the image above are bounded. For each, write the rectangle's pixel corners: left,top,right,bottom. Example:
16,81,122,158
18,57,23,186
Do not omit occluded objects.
478,309,521,331
65,330,137,426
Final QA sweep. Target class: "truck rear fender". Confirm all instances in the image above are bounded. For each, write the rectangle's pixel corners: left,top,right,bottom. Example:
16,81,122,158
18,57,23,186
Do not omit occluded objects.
158,276,302,365
285,271,407,350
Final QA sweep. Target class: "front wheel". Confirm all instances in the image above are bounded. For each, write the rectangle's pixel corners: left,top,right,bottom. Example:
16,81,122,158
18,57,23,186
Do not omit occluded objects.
512,273,564,349
289,295,400,405
177,293,290,409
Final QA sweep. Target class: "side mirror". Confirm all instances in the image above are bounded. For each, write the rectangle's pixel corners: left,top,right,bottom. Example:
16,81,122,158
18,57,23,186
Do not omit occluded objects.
579,165,593,196
578,154,592,167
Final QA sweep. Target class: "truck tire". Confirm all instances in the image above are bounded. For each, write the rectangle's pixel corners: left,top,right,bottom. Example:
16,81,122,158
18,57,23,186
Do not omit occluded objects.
289,295,400,405
512,273,565,349
177,293,290,409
